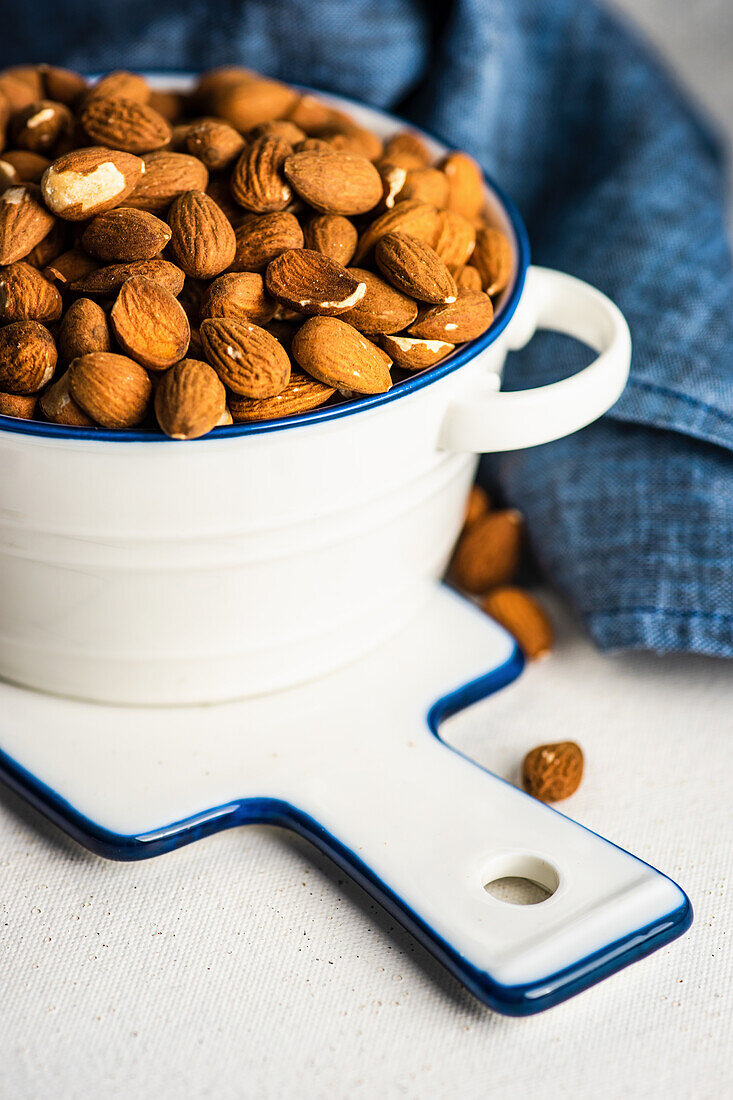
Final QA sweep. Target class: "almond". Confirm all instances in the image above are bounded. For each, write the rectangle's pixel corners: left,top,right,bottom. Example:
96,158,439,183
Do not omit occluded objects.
185,118,245,170
0,390,37,419
249,119,306,145
84,71,151,106
457,264,483,292
0,72,39,114
522,741,582,802
319,122,383,162
382,131,431,169
379,333,455,371
71,257,185,297
148,89,182,123
396,166,450,209
81,207,171,262
464,485,490,527
0,320,57,393
229,371,334,422
1,150,51,183
375,233,458,304
126,150,209,213
39,370,94,425
266,249,366,316
283,150,382,215
58,297,111,364
450,509,523,593
0,184,56,264
231,211,303,272
22,218,67,268
168,190,236,279
200,317,291,397
352,200,441,264
10,100,73,155
433,209,476,271
472,227,513,296
409,290,493,342
41,146,145,220
40,66,88,106
110,276,190,371
287,94,344,135
303,214,357,265
482,587,554,661
0,261,62,322
80,97,171,153
292,316,391,394
208,76,297,132
201,272,276,326
43,247,99,287
376,162,408,209
154,357,226,439
69,351,152,427
340,268,417,334
440,151,485,220
231,135,292,213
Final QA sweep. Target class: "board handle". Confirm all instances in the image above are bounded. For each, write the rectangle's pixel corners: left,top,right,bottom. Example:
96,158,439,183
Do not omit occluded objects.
288,710,690,1015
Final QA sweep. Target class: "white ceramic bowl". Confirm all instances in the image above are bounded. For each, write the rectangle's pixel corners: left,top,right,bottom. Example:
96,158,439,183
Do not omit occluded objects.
0,82,631,704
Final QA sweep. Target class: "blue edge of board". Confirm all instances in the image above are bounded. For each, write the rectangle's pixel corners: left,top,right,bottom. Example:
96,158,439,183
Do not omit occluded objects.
0,641,692,1017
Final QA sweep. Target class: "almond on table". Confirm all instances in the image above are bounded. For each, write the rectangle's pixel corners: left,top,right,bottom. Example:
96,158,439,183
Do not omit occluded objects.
0,63,514,438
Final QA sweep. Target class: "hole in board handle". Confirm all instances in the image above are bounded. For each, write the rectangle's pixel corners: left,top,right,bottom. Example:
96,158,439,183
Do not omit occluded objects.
482,853,559,906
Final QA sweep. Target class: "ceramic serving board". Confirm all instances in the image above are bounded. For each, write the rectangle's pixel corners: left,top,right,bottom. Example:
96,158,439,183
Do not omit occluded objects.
0,585,691,1015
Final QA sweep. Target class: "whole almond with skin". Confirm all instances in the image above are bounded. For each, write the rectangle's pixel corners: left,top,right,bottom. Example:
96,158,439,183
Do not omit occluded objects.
231,212,303,272
0,184,56,264
376,233,458,305
293,138,333,155
283,150,382,216
352,200,441,264
58,297,111,364
81,207,171,262
39,370,94,425
0,72,38,114
200,317,291,397
0,261,62,322
340,268,418,334
185,118,245,170
303,214,357,266
229,370,334,422
379,333,455,371
71,257,185,297
440,151,485,220
40,65,88,106
80,97,171,154
43,247,98,286
126,151,209,213
148,89,182,122
201,272,276,326
482,587,554,661
0,320,57,393
292,316,391,395
472,227,513,296
22,218,67,268
84,71,151,106
41,146,145,220
522,742,583,802
69,351,152,428
396,166,450,209
464,484,490,527
434,209,476,271
451,509,523,593
11,100,73,155
287,94,344,136
208,76,297,132
249,119,306,145
155,357,226,440
168,190,236,279
409,290,493,342
1,150,51,183
231,135,292,213
457,264,483,292
382,131,431,169
0,390,37,419
319,122,383,163
110,276,190,371
266,249,366,316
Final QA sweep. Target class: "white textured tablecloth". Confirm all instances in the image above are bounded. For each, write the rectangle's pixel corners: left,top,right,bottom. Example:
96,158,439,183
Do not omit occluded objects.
1,595,731,1100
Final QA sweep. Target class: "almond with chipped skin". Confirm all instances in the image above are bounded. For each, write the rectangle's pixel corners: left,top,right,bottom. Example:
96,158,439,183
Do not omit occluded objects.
266,248,366,316
379,333,455,371
409,290,493,343
41,147,145,220
340,268,417,335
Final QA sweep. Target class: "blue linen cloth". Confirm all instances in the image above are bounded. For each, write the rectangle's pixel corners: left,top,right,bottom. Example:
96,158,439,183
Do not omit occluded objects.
2,0,731,656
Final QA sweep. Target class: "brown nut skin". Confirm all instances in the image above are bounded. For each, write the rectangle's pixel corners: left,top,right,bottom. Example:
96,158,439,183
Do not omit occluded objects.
0,390,38,419
0,261,62,323
450,508,523,594
464,484,490,527
39,370,95,426
154,358,227,440
522,742,583,802
58,297,111,364
481,587,554,660
68,351,152,428
110,276,190,371
0,320,57,394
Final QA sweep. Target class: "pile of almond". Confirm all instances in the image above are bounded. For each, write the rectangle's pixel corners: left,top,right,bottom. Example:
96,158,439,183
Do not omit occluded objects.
0,65,512,438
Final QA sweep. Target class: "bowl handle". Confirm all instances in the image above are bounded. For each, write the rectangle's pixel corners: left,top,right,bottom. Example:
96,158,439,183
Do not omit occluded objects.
439,265,632,452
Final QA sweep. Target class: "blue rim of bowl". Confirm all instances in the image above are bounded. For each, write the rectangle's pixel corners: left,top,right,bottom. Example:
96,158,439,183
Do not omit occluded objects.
0,83,531,444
